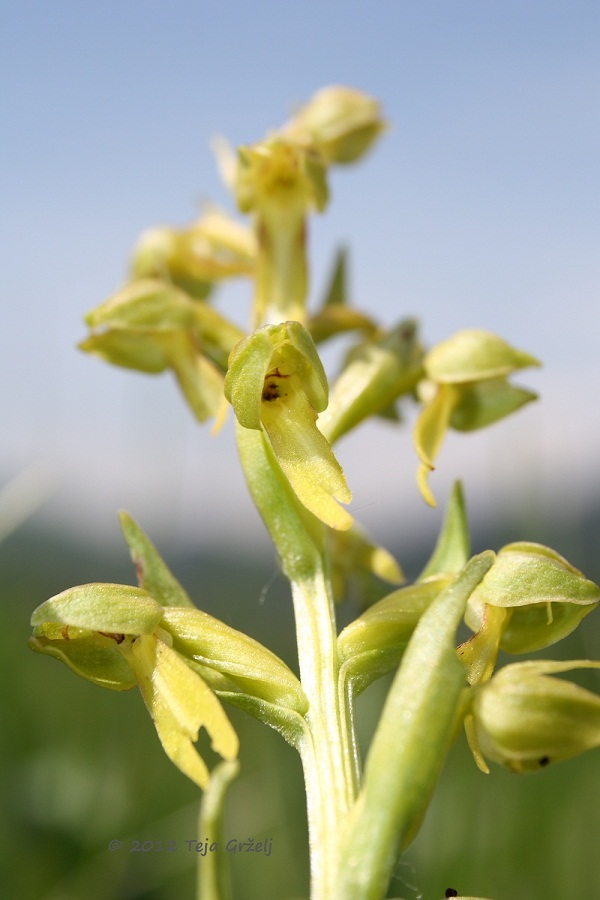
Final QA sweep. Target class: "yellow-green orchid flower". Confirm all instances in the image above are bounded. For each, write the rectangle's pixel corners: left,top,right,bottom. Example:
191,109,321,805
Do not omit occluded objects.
234,136,328,327
225,321,353,530
458,542,600,688
469,660,600,773
414,329,540,505
80,277,245,422
29,583,238,790
131,207,255,299
29,514,309,787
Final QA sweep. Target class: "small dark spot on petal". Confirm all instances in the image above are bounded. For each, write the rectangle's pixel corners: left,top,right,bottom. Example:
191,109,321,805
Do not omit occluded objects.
262,380,281,401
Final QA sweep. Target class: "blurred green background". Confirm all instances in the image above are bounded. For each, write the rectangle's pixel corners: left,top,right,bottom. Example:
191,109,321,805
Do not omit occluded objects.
2,499,599,900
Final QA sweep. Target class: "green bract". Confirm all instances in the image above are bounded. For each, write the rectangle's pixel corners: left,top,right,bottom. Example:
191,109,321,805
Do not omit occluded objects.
338,576,452,694
335,553,495,899
119,510,195,608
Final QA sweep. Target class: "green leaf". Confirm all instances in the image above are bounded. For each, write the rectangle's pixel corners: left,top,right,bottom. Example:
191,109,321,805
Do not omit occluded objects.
322,246,348,307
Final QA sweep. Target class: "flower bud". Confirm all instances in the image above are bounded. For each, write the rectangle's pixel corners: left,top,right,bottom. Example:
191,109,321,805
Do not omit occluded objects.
471,660,600,773
285,85,385,165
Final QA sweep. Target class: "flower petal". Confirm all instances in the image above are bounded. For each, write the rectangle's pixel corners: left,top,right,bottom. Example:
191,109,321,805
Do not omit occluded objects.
127,634,238,789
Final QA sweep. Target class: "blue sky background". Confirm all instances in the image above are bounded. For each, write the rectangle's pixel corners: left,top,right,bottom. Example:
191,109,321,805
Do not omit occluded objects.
2,1,599,552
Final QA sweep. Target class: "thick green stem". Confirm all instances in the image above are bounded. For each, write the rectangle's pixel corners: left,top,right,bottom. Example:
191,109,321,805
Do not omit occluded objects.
292,571,357,897
235,421,356,897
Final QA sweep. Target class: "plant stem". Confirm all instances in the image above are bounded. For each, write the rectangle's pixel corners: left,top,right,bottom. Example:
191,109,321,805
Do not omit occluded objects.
292,570,357,898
